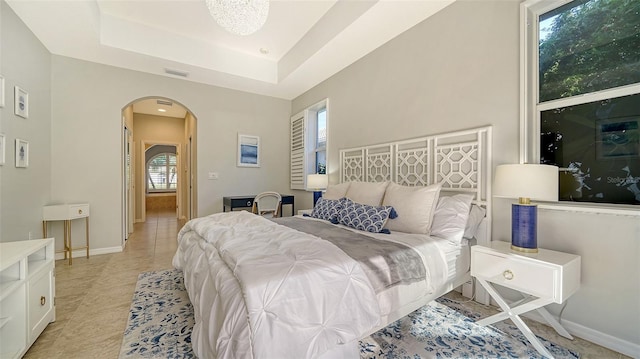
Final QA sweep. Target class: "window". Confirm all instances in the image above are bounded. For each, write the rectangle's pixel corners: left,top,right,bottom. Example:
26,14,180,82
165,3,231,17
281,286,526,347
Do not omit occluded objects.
147,153,177,192
290,99,329,190
522,0,640,206
316,108,327,174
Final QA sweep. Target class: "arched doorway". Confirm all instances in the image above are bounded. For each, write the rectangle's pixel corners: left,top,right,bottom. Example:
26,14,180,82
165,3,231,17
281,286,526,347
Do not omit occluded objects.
121,97,198,244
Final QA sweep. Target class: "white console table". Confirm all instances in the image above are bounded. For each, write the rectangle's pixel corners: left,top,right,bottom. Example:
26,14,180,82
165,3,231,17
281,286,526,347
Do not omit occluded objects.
0,238,56,359
43,203,90,265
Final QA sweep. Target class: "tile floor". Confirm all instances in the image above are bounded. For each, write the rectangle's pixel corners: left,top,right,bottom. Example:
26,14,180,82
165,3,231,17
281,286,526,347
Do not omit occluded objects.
23,209,629,358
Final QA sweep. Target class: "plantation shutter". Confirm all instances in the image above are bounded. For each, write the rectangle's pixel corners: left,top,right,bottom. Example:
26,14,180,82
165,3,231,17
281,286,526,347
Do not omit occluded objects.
290,112,305,189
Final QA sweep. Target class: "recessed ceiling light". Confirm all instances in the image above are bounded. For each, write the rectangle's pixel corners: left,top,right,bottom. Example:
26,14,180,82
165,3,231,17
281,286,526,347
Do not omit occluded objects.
158,109,167,112
260,48,269,54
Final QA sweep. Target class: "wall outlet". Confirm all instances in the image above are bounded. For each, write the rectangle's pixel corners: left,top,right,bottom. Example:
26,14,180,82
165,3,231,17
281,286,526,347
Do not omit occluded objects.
208,172,219,180
28,231,32,240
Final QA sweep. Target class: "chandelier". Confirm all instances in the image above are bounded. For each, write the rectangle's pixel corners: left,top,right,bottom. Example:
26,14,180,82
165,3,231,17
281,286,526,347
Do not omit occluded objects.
205,0,269,36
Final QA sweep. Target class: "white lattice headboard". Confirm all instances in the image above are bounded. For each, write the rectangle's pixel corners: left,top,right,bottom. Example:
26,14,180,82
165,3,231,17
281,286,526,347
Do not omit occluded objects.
339,126,492,245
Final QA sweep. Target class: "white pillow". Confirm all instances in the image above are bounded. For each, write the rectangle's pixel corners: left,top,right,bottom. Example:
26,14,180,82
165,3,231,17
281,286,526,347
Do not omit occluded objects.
431,194,474,244
463,204,486,239
382,182,442,234
345,181,389,206
323,182,351,200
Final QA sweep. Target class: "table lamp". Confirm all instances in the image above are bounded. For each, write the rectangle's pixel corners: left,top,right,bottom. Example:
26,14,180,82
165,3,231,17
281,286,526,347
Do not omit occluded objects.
307,174,328,206
493,164,558,253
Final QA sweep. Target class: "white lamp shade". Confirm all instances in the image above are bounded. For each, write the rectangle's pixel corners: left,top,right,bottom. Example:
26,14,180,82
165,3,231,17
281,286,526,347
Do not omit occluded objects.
307,174,328,190
493,164,558,201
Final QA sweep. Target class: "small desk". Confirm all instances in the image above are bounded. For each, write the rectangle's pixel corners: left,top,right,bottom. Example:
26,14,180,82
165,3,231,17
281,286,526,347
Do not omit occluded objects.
42,203,90,265
223,195,294,216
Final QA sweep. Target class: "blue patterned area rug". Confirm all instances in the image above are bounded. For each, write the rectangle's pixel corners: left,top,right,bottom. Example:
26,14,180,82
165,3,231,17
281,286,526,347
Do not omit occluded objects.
119,269,194,359
119,269,579,359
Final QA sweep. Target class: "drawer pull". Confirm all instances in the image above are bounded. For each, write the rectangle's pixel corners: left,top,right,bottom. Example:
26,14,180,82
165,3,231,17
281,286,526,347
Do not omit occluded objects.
503,269,514,280
78,209,83,214
40,296,46,306
246,201,252,206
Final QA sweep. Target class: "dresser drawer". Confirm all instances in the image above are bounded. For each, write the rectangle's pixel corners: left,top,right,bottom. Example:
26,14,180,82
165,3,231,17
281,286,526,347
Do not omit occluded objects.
68,204,89,218
28,267,54,342
472,250,557,299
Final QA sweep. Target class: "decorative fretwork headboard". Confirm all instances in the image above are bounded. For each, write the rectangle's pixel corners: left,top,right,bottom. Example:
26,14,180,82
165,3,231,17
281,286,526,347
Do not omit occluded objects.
339,126,492,244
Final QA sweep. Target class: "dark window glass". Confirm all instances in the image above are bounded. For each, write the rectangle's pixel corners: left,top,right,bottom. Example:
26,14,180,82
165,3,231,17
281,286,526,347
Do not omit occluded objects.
540,93,640,205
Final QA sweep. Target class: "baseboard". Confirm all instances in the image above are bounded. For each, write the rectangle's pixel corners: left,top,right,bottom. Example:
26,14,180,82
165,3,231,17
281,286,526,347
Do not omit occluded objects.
55,246,123,261
521,308,639,358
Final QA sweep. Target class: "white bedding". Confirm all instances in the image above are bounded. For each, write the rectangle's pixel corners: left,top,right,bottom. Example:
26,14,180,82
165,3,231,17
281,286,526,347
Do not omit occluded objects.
173,211,470,358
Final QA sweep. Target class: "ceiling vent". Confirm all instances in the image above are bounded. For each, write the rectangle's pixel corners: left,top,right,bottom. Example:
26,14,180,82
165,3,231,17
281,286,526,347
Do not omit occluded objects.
157,100,173,106
164,68,189,77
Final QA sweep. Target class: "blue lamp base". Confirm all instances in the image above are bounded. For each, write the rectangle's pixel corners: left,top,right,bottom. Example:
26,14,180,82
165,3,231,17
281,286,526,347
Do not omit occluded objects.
511,203,538,253
313,191,323,206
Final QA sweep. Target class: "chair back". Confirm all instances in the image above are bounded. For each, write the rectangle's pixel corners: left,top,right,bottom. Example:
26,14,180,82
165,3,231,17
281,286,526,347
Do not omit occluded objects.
252,192,282,218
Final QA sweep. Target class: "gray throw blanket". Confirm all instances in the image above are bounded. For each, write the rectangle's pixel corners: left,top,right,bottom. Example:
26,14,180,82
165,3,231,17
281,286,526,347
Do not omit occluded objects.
272,217,426,293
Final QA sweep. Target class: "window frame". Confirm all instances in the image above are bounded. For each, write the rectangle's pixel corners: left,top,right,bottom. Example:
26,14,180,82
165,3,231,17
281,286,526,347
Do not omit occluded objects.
290,99,329,190
147,152,177,193
520,0,640,214
314,107,327,174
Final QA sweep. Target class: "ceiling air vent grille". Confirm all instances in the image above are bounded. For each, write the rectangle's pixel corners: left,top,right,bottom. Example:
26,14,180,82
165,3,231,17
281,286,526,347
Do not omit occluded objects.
157,100,173,106
164,68,189,77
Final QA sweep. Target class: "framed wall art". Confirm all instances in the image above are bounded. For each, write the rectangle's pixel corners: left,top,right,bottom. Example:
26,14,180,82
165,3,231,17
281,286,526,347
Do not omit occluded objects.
0,75,5,108
237,134,260,167
14,86,29,118
596,118,639,159
0,134,5,165
15,138,29,168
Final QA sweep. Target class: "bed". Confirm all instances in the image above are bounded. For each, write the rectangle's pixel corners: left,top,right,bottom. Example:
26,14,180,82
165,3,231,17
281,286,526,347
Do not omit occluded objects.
173,126,492,358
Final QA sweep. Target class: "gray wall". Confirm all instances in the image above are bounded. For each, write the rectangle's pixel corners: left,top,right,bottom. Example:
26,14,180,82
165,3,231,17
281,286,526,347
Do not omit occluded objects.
1,1,52,242
50,55,291,253
292,0,639,353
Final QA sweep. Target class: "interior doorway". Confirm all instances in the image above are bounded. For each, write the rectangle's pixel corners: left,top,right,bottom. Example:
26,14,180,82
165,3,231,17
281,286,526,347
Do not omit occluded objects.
121,97,198,245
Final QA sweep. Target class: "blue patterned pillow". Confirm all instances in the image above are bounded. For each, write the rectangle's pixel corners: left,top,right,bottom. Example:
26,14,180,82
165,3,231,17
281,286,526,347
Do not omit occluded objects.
338,198,397,234
310,197,343,223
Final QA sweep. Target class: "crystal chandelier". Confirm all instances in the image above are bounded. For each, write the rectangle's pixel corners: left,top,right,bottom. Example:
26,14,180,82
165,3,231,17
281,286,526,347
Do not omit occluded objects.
205,0,269,36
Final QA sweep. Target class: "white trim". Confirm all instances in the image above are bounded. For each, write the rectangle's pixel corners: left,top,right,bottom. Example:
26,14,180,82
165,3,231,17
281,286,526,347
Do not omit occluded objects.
521,309,640,358
538,203,640,217
54,246,123,261
536,83,640,112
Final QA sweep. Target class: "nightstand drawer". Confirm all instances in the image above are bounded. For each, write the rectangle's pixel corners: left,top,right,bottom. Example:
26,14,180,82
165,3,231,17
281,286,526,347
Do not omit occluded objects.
472,251,557,299
43,203,90,220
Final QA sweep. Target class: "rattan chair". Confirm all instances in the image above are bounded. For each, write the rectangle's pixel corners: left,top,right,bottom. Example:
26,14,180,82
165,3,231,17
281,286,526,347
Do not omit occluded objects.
252,192,282,218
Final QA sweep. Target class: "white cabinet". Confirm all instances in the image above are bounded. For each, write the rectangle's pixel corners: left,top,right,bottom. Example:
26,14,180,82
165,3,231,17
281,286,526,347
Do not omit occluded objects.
0,238,55,359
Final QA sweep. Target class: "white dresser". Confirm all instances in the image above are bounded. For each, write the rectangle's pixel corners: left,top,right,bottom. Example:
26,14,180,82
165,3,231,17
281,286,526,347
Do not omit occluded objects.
0,238,56,359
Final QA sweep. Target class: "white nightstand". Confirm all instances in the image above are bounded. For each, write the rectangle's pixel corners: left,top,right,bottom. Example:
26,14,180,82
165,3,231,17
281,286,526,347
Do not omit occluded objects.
471,241,581,358
297,209,313,216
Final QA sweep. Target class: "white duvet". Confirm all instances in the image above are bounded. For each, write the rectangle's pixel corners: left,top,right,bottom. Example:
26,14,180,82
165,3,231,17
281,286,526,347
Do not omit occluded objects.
173,211,382,359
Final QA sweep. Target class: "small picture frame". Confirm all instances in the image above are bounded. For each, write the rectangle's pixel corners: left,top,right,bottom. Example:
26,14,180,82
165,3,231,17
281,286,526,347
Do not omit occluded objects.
596,118,639,159
15,138,29,168
14,86,29,118
0,75,5,108
237,134,260,167
0,134,5,165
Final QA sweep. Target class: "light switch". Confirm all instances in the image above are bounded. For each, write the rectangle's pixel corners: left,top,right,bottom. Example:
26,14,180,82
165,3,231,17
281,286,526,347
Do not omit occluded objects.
208,172,219,180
